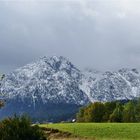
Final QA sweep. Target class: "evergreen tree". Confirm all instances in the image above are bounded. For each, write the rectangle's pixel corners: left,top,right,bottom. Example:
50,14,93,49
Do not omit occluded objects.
90,102,105,122
76,107,85,122
110,102,123,122
123,101,136,122
135,99,140,122
103,101,116,122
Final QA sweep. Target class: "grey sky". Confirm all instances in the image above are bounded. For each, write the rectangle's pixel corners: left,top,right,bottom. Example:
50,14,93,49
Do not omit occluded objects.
1,0,140,73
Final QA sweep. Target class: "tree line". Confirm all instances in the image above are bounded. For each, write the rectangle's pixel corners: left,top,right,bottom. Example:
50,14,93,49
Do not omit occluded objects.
76,100,140,122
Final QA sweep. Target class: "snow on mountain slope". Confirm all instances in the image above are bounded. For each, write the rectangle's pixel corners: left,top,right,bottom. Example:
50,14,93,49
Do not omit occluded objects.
1,56,140,121
0,56,89,106
80,68,140,102
1,56,140,107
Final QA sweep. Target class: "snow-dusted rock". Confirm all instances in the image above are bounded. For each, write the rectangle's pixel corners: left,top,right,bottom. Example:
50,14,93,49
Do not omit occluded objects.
80,68,140,102
1,56,140,121
1,57,140,105
0,56,89,106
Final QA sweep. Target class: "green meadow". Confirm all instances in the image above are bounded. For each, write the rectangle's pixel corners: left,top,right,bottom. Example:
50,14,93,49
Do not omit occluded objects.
40,123,140,140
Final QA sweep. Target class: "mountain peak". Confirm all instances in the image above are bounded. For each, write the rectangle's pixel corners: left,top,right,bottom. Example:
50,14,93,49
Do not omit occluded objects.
0,55,88,105
40,56,71,63
39,56,76,71
40,55,66,62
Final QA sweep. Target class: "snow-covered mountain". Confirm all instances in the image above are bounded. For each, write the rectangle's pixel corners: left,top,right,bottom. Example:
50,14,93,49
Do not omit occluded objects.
81,68,140,102
0,56,89,105
1,56,140,121
0,56,88,121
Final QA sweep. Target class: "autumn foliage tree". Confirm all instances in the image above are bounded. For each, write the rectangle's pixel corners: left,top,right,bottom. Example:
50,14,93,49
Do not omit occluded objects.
76,100,140,122
77,102,106,122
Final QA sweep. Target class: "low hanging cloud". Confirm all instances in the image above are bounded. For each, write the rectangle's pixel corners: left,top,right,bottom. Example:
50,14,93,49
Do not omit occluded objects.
1,0,140,73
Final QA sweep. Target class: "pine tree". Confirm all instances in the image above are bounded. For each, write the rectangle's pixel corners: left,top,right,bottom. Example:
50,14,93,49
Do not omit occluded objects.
110,102,123,122
123,101,136,122
103,101,117,122
90,102,105,122
135,99,140,122
76,107,85,122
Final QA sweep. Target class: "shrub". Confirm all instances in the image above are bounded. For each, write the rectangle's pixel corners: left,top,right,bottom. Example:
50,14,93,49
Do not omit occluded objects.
0,100,4,108
0,115,47,140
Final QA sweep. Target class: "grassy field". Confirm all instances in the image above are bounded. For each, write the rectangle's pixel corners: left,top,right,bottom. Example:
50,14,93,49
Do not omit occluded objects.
40,123,140,140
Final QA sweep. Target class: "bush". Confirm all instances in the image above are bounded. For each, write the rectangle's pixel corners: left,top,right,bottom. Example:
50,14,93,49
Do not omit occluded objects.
0,115,47,140
0,100,4,108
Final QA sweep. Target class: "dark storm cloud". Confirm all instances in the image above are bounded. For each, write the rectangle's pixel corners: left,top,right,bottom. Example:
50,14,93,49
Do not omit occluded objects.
1,0,140,73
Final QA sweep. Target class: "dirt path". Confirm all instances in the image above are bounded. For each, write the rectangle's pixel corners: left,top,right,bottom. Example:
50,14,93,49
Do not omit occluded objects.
41,127,95,140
